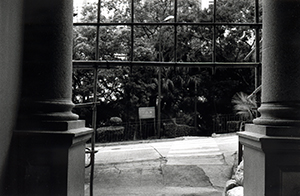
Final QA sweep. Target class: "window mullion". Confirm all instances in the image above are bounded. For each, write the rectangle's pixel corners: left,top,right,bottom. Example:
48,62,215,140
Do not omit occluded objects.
255,0,260,89
212,0,217,74
174,0,177,63
130,0,134,63
95,0,101,61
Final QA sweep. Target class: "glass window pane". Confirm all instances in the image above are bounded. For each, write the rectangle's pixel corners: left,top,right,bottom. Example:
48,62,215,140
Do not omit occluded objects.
134,0,175,23
216,0,256,23
98,25,131,61
100,0,131,23
177,25,212,62
159,26,175,62
72,69,95,104
258,0,263,23
97,67,125,102
133,25,157,61
73,26,97,60
73,0,98,23
177,0,213,22
134,25,174,62
216,26,255,62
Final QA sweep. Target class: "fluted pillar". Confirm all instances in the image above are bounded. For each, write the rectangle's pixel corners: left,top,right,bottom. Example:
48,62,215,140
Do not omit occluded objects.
239,0,300,195
6,1,93,195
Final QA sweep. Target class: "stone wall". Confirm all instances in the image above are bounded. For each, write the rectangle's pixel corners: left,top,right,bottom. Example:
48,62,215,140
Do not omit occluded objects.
0,0,23,194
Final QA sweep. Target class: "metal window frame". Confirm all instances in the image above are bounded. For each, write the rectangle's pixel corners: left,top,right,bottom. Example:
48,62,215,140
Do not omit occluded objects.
73,0,262,69
73,1,262,195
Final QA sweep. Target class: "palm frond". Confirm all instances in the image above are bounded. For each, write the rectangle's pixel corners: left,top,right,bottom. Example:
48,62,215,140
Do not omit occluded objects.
232,92,257,121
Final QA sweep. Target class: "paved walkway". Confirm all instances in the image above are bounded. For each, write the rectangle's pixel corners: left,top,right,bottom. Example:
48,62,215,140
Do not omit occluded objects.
85,134,239,196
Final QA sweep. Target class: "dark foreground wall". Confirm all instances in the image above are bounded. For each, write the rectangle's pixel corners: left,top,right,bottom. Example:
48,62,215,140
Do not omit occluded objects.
0,0,23,194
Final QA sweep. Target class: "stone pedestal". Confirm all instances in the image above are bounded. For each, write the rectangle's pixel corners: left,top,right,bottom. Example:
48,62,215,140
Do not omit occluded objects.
239,124,300,196
7,123,92,196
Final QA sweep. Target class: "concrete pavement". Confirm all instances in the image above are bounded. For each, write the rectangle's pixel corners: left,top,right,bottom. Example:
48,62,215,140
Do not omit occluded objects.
85,133,239,196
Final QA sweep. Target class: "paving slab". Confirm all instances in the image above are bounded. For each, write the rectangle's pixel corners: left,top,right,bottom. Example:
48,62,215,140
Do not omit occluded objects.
85,134,239,196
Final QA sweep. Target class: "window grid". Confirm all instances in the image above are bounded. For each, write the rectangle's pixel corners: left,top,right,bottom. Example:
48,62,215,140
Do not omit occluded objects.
73,2,262,194
73,0,262,70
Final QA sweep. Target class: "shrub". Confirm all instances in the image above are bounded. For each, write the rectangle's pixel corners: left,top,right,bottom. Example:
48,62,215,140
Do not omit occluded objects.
109,117,122,125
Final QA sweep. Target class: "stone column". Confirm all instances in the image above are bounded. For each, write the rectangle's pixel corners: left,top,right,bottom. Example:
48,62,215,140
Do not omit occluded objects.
254,0,300,127
18,0,79,128
239,0,300,195
6,0,92,195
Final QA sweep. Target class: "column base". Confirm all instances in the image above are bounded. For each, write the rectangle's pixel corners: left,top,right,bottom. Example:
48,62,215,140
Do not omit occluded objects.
254,103,300,127
239,124,300,196
5,122,93,196
17,119,85,131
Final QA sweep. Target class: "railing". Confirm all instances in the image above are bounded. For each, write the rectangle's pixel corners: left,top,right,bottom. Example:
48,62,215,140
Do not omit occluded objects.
92,118,199,143
212,114,249,164
81,114,247,144
213,114,247,133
